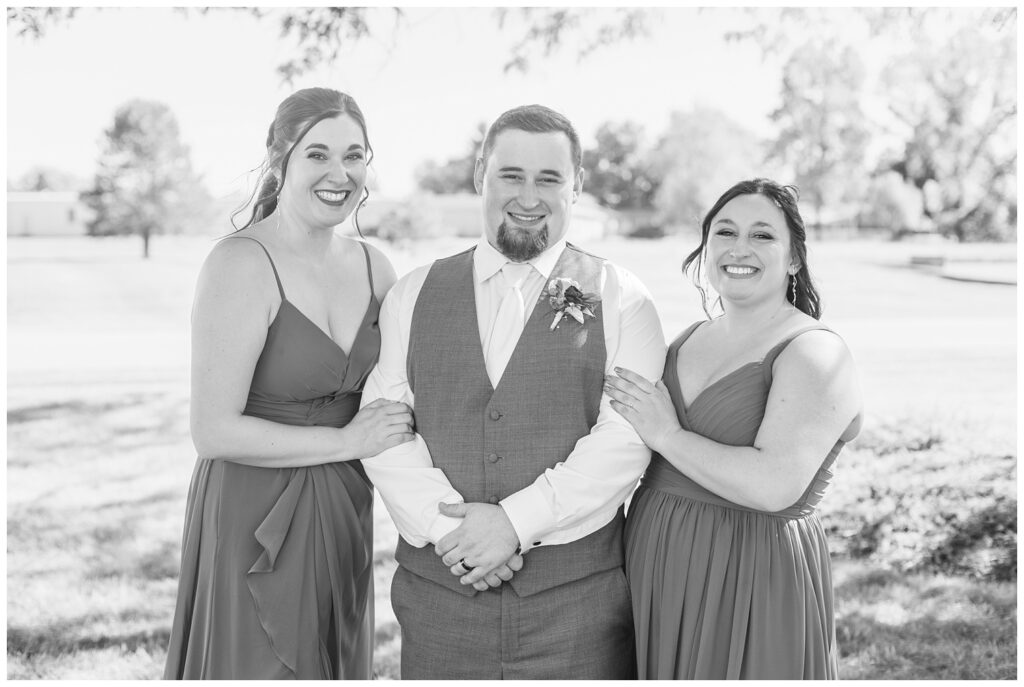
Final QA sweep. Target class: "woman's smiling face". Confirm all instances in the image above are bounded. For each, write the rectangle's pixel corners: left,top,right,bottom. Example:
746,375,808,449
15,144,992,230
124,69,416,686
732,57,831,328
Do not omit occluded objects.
706,193,797,308
279,114,367,228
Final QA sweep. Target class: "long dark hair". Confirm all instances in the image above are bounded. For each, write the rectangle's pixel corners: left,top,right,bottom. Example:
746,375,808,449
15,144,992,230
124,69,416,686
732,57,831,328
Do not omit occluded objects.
231,88,373,236
682,178,822,319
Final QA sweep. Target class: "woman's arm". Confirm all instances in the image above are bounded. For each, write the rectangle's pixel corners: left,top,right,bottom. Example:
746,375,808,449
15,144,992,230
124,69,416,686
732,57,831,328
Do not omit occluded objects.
189,239,413,468
607,330,861,512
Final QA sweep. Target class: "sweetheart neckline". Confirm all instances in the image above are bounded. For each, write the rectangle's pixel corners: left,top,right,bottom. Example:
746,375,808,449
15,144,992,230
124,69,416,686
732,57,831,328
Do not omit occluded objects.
676,358,764,415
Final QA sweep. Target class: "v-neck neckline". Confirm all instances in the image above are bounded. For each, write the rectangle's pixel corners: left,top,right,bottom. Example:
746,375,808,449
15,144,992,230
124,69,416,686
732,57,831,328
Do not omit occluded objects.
275,295,377,362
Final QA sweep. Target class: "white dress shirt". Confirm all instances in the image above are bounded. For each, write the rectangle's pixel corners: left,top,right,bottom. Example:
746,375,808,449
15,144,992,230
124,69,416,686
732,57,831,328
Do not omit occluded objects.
361,237,666,553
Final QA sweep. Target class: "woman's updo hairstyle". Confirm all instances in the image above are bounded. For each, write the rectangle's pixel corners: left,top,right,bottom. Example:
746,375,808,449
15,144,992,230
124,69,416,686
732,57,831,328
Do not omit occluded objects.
232,88,373,234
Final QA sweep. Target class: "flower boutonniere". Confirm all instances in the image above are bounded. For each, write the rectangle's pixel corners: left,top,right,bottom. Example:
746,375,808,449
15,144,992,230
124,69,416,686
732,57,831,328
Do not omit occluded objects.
544,277,600,331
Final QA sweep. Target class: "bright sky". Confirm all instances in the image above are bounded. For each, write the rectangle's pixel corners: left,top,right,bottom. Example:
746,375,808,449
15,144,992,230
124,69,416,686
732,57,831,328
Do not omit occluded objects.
6,7,785,198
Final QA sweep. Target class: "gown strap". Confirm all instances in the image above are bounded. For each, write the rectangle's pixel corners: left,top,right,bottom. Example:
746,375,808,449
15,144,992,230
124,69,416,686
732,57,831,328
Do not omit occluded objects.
671,320,706,356
665,321,704,380
761,324,834,371
225,235,286,300
356,240,375,295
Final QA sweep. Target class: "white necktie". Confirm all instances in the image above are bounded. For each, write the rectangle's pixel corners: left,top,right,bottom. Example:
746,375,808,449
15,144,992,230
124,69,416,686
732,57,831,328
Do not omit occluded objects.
485,262,534,387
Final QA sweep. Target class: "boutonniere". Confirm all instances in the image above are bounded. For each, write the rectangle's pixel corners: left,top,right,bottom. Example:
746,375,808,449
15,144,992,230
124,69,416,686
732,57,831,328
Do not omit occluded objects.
545,277,600,331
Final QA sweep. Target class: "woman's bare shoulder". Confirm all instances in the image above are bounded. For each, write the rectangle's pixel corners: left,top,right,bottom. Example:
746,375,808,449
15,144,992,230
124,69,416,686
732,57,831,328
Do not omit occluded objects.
196,232,279,303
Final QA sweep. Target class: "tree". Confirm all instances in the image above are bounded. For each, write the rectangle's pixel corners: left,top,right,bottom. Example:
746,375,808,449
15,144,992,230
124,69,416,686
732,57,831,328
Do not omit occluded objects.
650,108,769,232
768,43,871,233
881,21,1016,241
728,7,1017,241
414,123,486,194
82,100,213,258
581,122,659,211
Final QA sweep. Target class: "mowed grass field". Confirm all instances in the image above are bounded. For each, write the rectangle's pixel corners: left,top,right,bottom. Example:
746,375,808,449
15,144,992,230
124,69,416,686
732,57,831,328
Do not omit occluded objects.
7,233,1017,679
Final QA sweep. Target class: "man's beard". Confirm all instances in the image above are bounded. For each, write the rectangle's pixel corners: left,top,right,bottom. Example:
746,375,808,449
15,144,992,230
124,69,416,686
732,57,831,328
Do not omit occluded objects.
496,221,549,262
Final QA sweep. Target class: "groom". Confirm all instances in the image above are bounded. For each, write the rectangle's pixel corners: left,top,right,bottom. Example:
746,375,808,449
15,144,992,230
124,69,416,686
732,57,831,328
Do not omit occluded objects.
362,104,665,679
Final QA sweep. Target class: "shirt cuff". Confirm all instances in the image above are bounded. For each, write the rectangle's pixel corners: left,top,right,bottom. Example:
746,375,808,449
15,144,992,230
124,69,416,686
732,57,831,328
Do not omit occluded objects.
499,488,554,554
425,509,463,545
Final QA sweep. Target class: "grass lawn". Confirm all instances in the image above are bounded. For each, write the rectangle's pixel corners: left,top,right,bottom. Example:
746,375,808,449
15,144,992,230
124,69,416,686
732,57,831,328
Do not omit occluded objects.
6,234,1016,679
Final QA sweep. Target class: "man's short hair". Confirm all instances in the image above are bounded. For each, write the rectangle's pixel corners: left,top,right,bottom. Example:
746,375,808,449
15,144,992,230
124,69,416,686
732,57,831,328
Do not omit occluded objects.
479,104,582,170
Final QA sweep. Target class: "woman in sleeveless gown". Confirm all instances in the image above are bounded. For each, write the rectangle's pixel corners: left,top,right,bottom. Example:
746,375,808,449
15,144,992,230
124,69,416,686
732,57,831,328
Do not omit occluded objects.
606,179,862,679
164,88,414,679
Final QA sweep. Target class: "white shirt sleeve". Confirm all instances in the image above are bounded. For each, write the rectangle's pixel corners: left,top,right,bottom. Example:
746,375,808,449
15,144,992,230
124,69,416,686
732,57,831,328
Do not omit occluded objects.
499,263,667,552
359,267,465,548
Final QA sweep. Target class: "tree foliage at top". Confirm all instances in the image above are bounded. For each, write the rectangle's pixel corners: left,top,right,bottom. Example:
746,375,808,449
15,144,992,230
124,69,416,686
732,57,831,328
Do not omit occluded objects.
82,100,213,258
494,7,651,73
265,7,404,84
6,7,77,37
7,7,648,83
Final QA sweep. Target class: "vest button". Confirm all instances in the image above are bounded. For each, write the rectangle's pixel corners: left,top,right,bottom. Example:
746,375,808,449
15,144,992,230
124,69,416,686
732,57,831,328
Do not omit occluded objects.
488,495,499,504
487,453,500,463
489,409,502,421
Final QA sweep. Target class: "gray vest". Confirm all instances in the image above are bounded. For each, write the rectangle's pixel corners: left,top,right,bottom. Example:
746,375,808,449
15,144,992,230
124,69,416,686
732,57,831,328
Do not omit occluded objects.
396,244,625,597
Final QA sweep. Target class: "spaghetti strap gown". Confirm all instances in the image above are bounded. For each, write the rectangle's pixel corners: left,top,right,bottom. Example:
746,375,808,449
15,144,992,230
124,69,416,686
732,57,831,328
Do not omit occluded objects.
164,237,381,679
624,322,860,680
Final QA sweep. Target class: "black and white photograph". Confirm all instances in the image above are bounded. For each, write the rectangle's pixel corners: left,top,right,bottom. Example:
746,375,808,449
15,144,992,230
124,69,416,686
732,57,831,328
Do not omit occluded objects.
6,5,1017,680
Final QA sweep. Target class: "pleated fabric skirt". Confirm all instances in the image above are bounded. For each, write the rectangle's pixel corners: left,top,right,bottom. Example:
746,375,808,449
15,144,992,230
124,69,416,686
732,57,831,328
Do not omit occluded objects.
163,458,374,679
624,483,838,680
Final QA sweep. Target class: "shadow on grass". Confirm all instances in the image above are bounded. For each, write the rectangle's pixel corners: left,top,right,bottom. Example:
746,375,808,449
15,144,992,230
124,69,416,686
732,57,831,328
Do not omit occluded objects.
7,390,190,464
8,624,170,659
833,563,1016,679
8,396,152,425
91,488,182,512
838,612,1016,679
9,492,184,584
136,540,182,582
926,499,1018,581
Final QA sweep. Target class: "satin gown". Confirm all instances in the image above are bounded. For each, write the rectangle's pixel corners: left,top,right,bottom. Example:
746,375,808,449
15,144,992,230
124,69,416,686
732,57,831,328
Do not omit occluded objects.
164,237,381,679
624,322,860,679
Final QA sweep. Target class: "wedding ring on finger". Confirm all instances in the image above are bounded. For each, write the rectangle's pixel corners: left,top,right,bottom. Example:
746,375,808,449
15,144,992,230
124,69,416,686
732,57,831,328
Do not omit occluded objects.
458,558,475,573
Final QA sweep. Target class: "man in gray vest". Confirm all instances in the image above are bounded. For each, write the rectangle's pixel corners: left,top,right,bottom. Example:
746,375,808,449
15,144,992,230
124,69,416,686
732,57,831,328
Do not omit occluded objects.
362,104,666,679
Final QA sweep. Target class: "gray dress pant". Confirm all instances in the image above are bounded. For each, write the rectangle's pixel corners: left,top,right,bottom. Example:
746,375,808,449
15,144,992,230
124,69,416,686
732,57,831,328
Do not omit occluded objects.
392,565,636,679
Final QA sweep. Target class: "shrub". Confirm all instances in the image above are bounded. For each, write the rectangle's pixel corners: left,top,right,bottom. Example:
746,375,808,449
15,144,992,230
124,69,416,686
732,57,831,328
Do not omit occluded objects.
626,222,666,239
822,417,1016,581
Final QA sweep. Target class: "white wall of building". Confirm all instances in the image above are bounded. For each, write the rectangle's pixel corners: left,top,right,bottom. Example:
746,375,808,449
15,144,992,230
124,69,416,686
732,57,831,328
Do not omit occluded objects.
7,192,93,237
